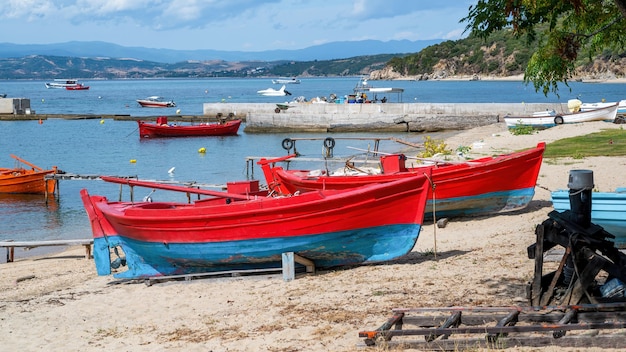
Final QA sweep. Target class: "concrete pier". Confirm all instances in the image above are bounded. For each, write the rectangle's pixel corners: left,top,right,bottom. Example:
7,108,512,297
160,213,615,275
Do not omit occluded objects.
0,102,569,133
203,102,567,132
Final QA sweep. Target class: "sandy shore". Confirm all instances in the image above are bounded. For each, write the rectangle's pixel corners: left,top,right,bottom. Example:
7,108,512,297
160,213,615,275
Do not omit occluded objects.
1,120,625,351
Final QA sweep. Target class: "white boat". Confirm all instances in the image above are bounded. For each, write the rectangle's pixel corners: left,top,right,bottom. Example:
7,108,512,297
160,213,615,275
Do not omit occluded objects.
504,103,618,129
272,77,301,84
45,79,84,89
580,99,626,115
352,77,404,102
136,96,176,108
257,85,292,96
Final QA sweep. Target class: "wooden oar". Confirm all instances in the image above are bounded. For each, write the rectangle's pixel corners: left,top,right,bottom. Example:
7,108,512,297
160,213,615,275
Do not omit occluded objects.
256,154,298,165
100,176,254,201
10,154,44,171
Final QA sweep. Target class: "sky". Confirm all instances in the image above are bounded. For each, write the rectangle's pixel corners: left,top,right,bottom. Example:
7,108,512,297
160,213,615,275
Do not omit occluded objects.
0,0,477,51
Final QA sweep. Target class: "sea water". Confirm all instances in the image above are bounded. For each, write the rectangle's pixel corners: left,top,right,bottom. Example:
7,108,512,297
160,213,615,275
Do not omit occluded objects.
1,77,626,259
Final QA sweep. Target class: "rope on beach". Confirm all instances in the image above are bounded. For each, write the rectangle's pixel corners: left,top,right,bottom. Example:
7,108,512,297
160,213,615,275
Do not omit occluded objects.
536,183,552,192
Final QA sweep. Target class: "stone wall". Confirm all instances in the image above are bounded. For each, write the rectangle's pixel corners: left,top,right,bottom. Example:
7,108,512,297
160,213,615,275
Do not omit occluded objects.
203,102,568,132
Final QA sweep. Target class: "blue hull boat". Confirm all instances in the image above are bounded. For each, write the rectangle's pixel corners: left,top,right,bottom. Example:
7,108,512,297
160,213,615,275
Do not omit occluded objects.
551,188,626,247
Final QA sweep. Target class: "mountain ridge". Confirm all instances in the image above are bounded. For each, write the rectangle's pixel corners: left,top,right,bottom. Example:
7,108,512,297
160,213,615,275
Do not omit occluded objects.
0,39,442,63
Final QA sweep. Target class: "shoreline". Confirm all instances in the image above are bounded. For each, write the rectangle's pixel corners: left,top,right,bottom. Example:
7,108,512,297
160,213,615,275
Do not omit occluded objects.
1,120,625,351
394,73,626,84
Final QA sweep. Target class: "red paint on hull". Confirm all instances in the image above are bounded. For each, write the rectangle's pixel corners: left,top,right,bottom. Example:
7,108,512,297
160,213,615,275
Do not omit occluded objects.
260,142,545,214
82,174,431,243
138,119,241,138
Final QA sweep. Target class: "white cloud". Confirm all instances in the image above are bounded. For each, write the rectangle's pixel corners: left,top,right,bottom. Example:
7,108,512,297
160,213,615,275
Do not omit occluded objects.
0,1,477,50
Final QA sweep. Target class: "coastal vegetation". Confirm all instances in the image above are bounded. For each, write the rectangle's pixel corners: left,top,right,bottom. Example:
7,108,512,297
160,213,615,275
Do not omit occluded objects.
462,0,626,95
544,128,626,158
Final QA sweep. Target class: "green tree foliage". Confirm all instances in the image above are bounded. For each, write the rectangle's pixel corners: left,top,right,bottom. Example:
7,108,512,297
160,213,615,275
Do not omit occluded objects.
387,30,536,77
461,0,626,96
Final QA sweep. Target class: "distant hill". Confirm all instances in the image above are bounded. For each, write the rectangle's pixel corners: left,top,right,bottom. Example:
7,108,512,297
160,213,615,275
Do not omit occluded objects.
376,29,626,81
0,53,404,80
0,39,442,63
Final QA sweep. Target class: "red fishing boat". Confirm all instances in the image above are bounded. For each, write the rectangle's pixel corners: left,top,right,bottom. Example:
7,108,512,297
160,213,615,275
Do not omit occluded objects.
0,155,59,194
137,117,242,138
65,83,90,90
80,173,431,279
259,142,546,219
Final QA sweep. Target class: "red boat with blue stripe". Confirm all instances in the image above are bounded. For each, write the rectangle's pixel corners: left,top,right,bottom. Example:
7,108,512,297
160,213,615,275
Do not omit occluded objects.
259,142,545,219
80,174,431,279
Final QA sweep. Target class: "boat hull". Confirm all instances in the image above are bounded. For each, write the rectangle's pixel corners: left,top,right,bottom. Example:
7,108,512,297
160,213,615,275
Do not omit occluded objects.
504,104,618,128
80,175,430,279
138,119,241,138
137,101,175,107
0,169,56,194
260,143,545,219
551,189,626,247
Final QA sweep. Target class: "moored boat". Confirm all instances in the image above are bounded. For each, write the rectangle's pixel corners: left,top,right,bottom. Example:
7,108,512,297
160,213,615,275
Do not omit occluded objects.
0,155,59,194
45,79,86,89
351,77,404,103
80,173,431,279
552,188,626,247
136,96,176,108
259,142,546,219
272,77,301,84
137,116,241,138
65,83,90,90
257,85,292,96
504,103,618,129
580,99,626,115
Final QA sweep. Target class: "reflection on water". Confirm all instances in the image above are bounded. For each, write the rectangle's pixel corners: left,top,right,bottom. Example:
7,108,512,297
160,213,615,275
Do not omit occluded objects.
0,193,61,241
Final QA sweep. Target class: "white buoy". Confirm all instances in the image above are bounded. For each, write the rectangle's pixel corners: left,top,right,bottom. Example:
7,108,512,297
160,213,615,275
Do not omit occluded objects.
168,167,175,174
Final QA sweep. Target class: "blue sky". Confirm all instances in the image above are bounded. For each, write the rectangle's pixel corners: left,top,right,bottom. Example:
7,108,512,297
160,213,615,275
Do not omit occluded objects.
0,1,476,51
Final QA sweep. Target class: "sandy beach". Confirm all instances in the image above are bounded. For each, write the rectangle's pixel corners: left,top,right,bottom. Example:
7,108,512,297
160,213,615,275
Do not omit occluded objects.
1,120,625,351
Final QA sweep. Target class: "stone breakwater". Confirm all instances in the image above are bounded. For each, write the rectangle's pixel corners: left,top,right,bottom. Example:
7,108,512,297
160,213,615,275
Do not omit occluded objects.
0,102,569,133
203,102,568,132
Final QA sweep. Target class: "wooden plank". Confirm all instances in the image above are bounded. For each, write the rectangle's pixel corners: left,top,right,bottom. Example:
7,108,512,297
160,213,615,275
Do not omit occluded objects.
366,334,626,350
0,239,93,262
0,239,93,247
531,223,545,306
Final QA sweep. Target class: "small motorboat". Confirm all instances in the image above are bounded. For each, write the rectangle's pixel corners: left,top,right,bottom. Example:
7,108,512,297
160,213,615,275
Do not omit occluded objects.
80,173,431,279
137,116,242,138
136,96,176,108
45,79,85,89
552,188,626,248
66,83,89,90
504,103,618,129
257,85,292,96
0,155,59,194
272,77,301,84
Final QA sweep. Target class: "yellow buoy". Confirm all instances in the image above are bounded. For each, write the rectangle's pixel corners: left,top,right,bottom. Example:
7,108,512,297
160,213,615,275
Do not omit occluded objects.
100,119,105,124
130,159,137,163
198,147,206,153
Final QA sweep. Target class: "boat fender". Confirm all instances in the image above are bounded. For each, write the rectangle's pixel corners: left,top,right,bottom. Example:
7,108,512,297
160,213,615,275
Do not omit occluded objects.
275,107,281,113
554,116,564,125
282,138,294,150
228,112,234,118
216,112,223,119
323,137,336,149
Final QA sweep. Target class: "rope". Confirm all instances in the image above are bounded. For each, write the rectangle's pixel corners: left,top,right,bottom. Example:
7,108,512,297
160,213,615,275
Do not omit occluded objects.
424,172,437,259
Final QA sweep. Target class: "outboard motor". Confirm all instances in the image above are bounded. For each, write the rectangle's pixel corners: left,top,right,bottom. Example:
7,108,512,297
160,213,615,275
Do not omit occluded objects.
567,169,593,228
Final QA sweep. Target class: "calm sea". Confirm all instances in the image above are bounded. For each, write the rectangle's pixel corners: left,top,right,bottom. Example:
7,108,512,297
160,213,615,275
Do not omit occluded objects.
1,77,625,259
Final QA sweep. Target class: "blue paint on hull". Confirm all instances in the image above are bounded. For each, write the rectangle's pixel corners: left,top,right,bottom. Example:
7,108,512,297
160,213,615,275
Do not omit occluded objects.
426,188,535,219
93,224,422,279
552,190,626,247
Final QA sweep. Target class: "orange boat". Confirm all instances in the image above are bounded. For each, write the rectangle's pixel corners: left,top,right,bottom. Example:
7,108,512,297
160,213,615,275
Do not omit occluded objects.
0,155,59,194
